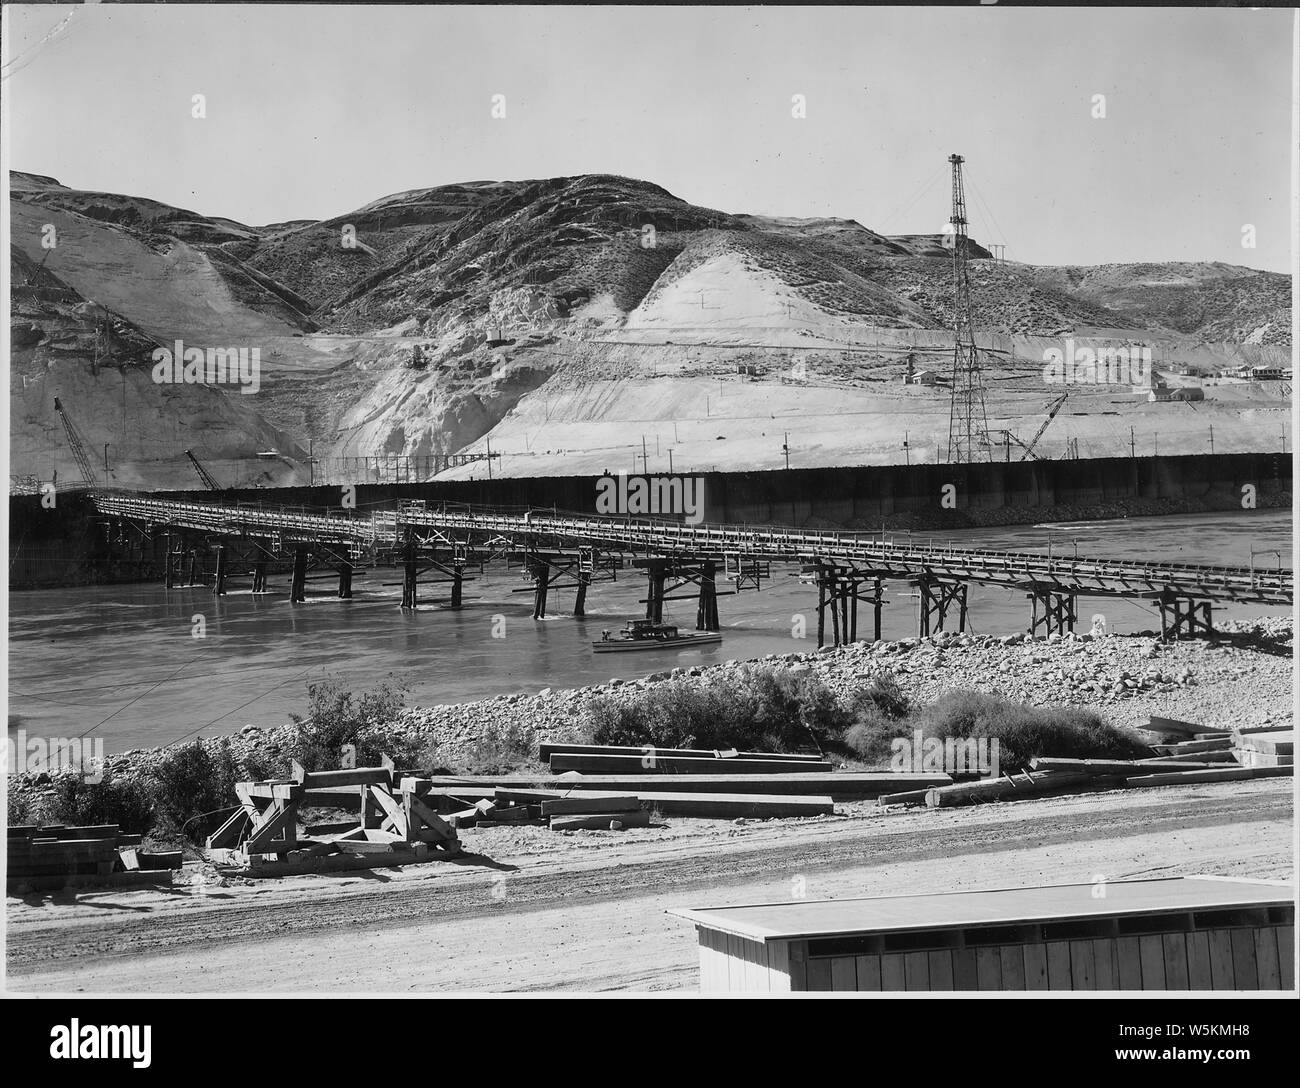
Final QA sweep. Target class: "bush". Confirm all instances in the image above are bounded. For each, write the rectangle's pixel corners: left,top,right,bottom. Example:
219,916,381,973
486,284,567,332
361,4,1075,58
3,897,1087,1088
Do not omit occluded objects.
284,676,429,771
151,740,250,843
911,690,1149,772
582,664,847,752
844,670,911,723
31,770,157,836
841,703,899,763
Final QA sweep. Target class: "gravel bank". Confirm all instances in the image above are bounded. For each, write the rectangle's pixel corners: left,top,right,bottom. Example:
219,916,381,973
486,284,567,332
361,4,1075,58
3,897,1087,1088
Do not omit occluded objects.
10,617,1290,807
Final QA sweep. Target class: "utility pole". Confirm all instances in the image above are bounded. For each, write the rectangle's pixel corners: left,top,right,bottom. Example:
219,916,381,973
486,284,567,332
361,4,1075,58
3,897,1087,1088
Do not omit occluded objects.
945,153,991,463
486,436,493,480
103,444,109,476
642,435,648,472
904,431,910,466
668,448,674,474
1209,424,1214,454
1130,426,1136,459
783,432,790,470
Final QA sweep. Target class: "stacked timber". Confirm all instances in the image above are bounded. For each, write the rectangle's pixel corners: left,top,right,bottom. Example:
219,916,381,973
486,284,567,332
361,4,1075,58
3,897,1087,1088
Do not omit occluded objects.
904,754,1294,809
547,752,832,775
7,824,176,892
406,778,840,823
1233,728,1293,768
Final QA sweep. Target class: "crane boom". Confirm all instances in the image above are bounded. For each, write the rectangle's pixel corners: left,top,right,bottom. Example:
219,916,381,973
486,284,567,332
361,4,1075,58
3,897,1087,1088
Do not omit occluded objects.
52,397,98,490
184,449,222,490
1018,393,1069,461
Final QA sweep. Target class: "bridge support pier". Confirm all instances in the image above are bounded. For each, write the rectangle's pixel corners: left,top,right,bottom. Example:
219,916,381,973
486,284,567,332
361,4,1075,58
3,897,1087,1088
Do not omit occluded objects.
290,548,309,603
1028,588,1076,637
164,533,177,589
451,566,464,609
646,566,666,624
1157,595,1214,641
186,550,200,586
213,546,227,596
533,563,550,619
252,560,268,593
696,560,719,631
917,577,967,637
338,560,353,599
574,570,590,617
401,536,418,609
813,567,885,648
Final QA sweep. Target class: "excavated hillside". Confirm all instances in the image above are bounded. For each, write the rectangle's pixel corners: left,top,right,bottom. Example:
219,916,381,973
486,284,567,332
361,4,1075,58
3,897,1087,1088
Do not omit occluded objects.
9,244,306,489
7,170,1291,488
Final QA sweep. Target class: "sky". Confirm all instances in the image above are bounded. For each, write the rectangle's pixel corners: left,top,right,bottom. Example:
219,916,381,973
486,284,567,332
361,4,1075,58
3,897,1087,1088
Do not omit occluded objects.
2,4,1294,272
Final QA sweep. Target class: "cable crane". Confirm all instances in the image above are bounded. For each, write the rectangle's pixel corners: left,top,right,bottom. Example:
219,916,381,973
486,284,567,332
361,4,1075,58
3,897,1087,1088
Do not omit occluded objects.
990,393,1070,461
184,449,222,491
52,397,98,490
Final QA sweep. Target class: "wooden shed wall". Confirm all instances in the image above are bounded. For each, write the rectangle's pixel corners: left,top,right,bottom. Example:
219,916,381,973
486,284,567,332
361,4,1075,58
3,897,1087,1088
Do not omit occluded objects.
697,911,1294,992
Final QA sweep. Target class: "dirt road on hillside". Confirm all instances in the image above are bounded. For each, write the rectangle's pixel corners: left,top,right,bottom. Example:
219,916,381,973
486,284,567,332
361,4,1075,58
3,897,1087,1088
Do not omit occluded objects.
6,781,1292,993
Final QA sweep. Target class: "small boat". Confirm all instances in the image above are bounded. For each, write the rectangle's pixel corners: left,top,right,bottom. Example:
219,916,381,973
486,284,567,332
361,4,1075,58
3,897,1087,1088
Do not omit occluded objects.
592,619,723,653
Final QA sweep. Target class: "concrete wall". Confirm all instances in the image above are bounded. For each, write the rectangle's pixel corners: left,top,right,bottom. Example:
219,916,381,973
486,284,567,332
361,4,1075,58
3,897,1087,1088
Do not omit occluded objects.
9,453,1290,589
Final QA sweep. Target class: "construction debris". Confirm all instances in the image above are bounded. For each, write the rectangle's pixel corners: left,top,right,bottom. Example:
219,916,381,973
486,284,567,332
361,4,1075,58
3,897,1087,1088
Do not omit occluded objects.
7,824,175,892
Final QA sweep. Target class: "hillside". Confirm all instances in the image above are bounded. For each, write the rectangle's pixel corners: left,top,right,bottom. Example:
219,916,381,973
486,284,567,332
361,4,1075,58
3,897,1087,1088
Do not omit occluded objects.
8,170,1291,489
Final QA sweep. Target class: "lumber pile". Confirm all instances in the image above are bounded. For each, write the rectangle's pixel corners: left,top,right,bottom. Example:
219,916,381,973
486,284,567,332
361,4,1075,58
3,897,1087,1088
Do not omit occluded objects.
1233,728,1293,768
7,824,175,892
404,778,838,824
547,752,832,775
431,771,947,801
204,761,461,875
894,754,1294,809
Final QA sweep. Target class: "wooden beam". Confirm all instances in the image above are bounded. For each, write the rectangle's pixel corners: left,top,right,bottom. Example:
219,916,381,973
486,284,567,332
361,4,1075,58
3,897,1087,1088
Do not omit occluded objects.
302,768,393,789
549,753,831,775
424,772,948,800
550,810,652,831
1030,757,1226,775
540,796,642,817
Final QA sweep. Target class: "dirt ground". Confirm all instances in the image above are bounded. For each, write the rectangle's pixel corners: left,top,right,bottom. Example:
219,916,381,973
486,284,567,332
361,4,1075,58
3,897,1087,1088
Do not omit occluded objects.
5,778,1292,993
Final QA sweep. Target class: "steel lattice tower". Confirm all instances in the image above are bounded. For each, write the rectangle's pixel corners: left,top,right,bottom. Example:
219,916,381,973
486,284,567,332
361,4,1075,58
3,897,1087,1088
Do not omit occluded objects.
945,153,990,463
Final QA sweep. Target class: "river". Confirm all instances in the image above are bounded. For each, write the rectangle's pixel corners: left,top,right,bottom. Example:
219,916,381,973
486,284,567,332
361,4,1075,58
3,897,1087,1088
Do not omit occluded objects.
6,509,1291,755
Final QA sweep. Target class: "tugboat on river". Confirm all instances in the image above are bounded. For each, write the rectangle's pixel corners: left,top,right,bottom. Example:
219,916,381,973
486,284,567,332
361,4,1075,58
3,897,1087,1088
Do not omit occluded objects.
592,619,723,654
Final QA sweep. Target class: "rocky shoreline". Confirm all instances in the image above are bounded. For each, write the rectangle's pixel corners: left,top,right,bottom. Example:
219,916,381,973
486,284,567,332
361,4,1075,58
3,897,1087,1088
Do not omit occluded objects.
17,616,1286,801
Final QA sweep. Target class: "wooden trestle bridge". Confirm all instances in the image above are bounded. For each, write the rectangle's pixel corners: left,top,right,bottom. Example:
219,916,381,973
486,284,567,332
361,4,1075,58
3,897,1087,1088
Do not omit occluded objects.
92,494,1293,644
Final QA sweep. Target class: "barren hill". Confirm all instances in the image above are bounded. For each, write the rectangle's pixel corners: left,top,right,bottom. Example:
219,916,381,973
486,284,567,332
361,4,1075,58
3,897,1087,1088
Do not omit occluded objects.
8,170,1291,489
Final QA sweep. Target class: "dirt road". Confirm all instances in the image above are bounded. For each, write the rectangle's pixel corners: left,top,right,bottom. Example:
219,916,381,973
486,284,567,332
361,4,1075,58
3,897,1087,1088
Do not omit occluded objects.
6,780,1292,993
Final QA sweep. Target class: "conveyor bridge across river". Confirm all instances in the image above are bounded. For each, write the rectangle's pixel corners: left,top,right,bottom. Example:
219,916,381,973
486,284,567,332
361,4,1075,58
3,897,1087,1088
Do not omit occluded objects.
93,494,1293,644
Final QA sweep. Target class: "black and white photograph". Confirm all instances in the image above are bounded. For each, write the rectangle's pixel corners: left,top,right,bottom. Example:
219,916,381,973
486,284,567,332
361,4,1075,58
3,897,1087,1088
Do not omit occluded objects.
1,0,1296,1030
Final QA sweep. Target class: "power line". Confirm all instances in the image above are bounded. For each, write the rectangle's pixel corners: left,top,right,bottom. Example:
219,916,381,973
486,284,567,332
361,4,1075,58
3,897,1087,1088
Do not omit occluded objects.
876,164,946,234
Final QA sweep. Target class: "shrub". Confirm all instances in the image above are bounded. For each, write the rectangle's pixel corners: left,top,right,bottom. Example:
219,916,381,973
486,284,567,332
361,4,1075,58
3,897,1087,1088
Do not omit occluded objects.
841,703,899,763
844,670,911,722
35,770,157,836
150,739,249,843
582,664,847,752
283,676,427,771
912,690,1149,771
